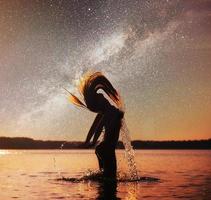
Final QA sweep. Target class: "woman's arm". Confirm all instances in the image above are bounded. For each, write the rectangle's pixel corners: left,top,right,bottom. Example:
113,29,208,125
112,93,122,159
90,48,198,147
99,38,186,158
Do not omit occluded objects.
85,113,104,144
92,115,105,145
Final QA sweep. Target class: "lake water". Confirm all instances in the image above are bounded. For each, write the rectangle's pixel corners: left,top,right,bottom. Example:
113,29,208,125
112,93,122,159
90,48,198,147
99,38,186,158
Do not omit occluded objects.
0,150,211,199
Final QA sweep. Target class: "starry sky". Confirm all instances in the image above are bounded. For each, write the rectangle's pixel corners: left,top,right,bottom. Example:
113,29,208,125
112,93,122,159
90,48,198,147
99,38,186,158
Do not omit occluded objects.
0,0,211,141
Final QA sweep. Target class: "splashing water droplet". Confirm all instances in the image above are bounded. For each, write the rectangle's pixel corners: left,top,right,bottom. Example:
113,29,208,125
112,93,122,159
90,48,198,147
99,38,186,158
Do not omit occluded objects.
120,118,138,180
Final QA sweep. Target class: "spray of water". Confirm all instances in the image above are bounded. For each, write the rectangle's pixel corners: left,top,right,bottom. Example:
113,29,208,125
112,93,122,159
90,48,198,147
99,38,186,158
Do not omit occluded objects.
119,100,138,180
120,118,138,180
53,141,68,178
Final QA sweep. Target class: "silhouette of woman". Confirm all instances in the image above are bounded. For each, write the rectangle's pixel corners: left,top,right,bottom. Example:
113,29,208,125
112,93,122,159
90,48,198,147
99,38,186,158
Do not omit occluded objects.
68,72,124,179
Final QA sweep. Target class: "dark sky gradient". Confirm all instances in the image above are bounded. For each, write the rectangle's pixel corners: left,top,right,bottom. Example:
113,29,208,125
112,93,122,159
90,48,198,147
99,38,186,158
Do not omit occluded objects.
0,0,211,141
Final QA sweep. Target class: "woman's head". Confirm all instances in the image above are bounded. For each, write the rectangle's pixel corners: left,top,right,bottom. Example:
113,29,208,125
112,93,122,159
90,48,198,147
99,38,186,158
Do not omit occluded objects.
69,71,122,112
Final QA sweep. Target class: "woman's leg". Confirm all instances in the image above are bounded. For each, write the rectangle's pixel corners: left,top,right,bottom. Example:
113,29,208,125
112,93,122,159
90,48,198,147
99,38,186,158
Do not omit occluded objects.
95,142,117,178
95,143,104,171
103,148,117,178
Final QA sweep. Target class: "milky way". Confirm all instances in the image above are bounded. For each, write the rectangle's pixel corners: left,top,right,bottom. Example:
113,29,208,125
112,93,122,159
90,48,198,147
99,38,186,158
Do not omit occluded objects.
0,0,211,140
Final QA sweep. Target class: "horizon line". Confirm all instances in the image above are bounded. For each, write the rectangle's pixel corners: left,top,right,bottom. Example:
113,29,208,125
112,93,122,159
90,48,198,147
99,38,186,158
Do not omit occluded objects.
0,136,210,142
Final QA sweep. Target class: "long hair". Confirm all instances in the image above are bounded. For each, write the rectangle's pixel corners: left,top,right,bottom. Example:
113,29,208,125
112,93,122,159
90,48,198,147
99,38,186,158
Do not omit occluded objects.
68,72,121,111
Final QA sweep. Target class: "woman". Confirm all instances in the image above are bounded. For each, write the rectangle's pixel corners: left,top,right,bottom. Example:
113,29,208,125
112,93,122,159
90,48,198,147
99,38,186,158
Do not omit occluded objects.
68,72,124,179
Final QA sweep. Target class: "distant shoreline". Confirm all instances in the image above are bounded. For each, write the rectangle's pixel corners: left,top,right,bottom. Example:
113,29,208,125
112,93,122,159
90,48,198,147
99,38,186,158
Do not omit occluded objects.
0,137,210,150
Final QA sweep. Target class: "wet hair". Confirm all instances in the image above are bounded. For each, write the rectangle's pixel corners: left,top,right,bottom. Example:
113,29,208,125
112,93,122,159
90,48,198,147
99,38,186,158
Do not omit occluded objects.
69,72,121,111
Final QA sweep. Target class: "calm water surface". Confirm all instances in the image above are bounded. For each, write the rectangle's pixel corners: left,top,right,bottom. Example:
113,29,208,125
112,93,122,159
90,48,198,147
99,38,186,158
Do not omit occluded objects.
0,150,211,200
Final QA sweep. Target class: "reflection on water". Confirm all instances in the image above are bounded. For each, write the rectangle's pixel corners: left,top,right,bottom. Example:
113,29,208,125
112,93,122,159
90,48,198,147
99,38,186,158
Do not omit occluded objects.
97,180,118,200
0,150,211,199
0,150,10,155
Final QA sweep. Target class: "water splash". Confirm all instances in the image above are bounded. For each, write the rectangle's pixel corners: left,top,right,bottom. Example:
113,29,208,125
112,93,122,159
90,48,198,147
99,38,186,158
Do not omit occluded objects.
118,98,138,180
53,141,67,177
120,118,138,180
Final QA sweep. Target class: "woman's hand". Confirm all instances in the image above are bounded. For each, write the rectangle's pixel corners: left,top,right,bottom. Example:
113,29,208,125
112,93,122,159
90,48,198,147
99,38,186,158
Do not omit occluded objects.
83,141,95,148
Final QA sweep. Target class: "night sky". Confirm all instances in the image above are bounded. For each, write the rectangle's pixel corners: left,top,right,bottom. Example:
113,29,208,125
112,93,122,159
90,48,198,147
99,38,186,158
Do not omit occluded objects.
0,0,211,141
